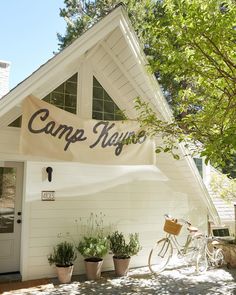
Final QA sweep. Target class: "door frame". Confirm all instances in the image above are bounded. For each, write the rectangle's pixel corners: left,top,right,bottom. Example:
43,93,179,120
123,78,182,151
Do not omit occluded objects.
0,161,24,274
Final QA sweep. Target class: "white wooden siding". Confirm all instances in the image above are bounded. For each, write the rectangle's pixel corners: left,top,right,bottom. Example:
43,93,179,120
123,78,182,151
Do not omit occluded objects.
0,121,210,282
91,45,139,112
1,30,210,282
105,28,123,48
19,160,208,280
0,126,209,280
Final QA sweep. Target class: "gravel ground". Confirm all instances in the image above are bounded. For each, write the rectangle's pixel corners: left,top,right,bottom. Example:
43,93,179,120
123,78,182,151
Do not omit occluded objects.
2,265,236,295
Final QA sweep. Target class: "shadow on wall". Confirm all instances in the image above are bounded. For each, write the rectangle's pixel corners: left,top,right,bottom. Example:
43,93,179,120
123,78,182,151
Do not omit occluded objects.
27,165,168,202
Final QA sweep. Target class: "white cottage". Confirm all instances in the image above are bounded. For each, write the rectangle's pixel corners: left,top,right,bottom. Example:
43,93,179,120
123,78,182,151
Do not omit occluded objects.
0,5,219,281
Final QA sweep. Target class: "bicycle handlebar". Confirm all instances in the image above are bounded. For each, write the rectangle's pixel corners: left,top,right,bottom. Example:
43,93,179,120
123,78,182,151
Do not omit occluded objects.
164,214,191,226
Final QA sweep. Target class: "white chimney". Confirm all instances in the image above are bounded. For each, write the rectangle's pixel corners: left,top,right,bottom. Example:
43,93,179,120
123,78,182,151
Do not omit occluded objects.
0,60,11,98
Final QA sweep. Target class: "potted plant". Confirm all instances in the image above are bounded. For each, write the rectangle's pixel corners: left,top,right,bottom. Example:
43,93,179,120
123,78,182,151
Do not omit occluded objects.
76,213,109,280
108,231,142,276
48,241,77,283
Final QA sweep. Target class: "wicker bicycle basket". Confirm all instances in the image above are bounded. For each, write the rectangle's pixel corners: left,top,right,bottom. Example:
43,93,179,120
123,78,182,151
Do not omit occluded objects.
164,219,182,235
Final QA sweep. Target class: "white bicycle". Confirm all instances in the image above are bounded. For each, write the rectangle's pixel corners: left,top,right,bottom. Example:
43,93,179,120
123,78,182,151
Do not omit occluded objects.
148,215,224,274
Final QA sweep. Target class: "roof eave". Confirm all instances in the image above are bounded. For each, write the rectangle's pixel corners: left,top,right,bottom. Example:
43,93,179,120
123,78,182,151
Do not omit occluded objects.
0,5,125,118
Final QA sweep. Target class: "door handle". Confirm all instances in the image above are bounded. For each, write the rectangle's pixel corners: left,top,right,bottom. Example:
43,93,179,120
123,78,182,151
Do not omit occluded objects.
17,219,22,224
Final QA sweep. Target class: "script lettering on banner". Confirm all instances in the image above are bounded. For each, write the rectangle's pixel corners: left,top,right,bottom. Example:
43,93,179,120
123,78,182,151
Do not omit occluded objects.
20,95,155,165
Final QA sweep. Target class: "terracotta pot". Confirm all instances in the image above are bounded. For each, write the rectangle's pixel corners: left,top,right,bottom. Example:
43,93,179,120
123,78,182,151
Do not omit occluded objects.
56,265,74,284
113,256,131,276
84,258,103,280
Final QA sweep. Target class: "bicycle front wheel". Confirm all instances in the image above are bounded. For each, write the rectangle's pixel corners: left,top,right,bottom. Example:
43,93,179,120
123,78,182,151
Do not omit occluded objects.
148,238,173,275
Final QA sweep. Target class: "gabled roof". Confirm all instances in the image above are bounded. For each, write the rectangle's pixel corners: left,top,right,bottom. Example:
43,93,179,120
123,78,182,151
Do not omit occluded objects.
0,4,170,128
0,4,219,223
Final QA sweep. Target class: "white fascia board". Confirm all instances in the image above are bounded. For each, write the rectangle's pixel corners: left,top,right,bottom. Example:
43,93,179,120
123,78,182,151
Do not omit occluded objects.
118,8,219,220
0,7,124,118
118,7,173,122
178,143,220,224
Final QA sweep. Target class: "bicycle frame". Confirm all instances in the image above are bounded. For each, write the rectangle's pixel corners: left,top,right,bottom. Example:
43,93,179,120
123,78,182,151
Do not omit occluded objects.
157,237,172,258
168,233,195,257
148,215,223,275
202,237,224,266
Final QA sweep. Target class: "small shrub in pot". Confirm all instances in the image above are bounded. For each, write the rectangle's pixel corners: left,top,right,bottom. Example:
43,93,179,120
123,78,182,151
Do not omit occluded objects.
48,241,77,283
108,231,141,276
76,212,110,280
108,231,141,258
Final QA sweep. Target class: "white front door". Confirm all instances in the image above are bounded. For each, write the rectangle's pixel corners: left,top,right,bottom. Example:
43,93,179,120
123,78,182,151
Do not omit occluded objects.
0,162,23,273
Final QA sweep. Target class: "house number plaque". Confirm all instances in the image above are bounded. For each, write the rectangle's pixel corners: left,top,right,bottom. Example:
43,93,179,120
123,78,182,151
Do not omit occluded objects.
41,191,55,201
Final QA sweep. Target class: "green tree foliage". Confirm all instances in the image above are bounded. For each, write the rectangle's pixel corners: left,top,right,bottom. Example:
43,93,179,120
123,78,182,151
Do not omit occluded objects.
57,0,153,50
210,172,236,203
144,0,236,172
58,0,236,175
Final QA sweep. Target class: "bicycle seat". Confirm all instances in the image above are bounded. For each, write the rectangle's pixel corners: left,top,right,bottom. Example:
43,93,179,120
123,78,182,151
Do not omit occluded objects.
187,226,199,233
192,231,204,238
211,240,220,245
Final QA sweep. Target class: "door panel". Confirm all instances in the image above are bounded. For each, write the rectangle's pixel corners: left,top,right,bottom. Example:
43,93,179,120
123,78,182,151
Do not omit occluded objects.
0,162,23,273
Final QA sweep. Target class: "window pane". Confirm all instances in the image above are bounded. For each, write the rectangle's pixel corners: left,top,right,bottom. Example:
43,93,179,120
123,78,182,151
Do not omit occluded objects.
65,81,77,94
68,74,78,82
115,114,124,120
104,112,115,120
8,73,78,127
93,78,101,87
93,87,103,99
43,73,77,113
54,84,64,93
104,92,112,101
104,101,115,113
65,107,76,114
193,158,203,177
0,167,16,233
93,99,103,112
65,94,77,108
9,117,22,128
51,92,64,107
92,77,125,121
43,95,50,103
92,111,103,120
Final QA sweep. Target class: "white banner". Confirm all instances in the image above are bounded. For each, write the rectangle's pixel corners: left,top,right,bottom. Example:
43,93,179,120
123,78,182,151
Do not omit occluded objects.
20,95,155,165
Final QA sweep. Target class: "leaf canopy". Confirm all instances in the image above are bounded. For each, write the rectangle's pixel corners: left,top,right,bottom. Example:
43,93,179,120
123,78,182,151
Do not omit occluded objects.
58,0,236,176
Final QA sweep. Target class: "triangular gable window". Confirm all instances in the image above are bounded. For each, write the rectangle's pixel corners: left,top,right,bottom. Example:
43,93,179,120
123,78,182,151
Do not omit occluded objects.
92,77,124,121
9,73,78,127
43,73,77,114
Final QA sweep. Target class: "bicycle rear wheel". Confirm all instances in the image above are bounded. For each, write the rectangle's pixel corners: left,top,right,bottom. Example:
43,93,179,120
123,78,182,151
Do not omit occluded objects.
213,248,224,267
148,238,173,275
196,251,208,273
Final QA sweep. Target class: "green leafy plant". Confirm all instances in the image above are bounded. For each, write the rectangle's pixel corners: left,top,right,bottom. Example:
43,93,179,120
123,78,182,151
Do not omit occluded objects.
108,231,142,259
48,241,77,267
76,212,110,261
210,172,236,203
77,236,109,261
